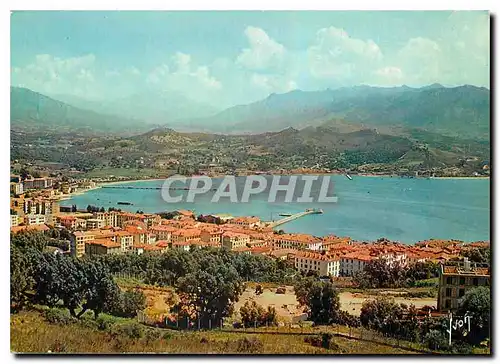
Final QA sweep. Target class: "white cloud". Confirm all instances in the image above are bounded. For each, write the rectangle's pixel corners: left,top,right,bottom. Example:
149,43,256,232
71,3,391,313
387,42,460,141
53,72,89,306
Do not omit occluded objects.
372,66,404,85
11,54,97,97
237,26,286,70
251,74,297,93
148,52,222,92
308,26,383,82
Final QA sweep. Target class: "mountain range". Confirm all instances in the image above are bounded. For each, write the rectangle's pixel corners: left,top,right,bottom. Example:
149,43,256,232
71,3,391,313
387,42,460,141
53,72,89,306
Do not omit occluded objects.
10,84,490,140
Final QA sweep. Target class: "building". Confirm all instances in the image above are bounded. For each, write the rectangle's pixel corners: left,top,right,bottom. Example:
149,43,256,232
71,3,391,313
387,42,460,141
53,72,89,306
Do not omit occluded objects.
201,227,223,245
151,225,178,242
25,214,47,226
294,251,341,277
437,259,490,312
86,218,105,230
23,177,53,190
273,233,323,251
10,214,19,227
10,182,24,196
70,231,95,258
340,252,374,277
115,231,134,252
228,216,261,228
85,239,121,256
171,228,201,245
222,232,250,250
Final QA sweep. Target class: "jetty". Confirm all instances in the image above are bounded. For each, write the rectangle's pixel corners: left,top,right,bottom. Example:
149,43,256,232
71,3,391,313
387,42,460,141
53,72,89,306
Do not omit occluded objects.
268,209,323,228
101,186,218,191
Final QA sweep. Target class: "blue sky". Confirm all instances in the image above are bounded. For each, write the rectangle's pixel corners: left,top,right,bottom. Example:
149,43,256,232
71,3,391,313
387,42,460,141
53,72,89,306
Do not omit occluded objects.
11,11,490,108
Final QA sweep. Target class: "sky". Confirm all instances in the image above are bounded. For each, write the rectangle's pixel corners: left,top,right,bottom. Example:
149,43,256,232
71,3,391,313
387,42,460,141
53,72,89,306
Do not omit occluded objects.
10,11,490,109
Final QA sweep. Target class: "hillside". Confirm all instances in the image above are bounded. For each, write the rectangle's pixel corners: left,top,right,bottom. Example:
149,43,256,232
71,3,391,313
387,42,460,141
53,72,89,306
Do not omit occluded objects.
189,85,490,138
10,87,153,134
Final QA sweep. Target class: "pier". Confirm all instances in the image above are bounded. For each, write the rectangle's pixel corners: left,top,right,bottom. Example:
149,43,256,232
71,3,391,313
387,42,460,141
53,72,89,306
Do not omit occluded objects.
268,209,323,228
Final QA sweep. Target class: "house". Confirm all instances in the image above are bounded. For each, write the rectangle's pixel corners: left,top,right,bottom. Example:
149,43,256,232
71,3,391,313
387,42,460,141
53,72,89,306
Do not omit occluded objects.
85,239,121,256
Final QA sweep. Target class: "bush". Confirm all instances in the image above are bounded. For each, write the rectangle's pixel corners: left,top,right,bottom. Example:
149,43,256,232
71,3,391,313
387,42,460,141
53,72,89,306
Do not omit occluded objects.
304,333,339,350
112,322,144,339
144,329,162,343
44,308,77,325
321,332,339,350
424,330,448,350
162,332,174,340
235,337,264,353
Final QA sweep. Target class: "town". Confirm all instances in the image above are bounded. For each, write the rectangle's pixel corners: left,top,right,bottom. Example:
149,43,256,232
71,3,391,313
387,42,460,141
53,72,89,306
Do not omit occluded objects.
10,172,491,316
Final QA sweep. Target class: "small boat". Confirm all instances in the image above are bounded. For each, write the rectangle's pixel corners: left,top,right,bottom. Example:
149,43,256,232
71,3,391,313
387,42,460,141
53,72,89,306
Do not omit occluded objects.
345,173,353,180
278,213,292,217
117,201,133,205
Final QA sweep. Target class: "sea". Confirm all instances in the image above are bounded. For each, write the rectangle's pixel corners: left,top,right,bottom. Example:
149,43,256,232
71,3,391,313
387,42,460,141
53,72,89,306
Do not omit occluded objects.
62,175,490,244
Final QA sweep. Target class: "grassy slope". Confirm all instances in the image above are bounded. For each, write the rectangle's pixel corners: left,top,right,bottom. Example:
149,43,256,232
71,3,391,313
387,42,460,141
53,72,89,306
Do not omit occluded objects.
11,310,418,354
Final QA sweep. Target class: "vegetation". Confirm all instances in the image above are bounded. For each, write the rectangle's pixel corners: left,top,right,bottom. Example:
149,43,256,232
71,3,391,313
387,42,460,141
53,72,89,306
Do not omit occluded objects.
354,260,440,289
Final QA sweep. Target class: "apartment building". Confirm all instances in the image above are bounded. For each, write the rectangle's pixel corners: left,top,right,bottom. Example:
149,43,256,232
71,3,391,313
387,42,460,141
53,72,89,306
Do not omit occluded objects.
201,227,223,245
86,218,105,230
222,232,250,250
151,225,178,241
340,252,374,277
23,177,53,190
70,231,95,258
10,182,24,196
294,251,341,277
437,259,490,312
116,231,134,252
25,214,47,226
171,228,201,245
273,233,323,251
10,214,19,227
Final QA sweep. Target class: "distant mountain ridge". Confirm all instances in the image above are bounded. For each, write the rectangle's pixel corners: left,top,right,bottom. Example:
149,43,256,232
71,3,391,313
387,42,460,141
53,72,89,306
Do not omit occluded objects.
11,84,490,140
10,87,153,134
186,84,490,138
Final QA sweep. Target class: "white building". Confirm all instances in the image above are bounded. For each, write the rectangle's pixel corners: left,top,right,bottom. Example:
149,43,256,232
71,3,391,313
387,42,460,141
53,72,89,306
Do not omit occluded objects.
340,252,374,277
294,251,341,277
10,214,19,227
273,233,323,251
25,214,46,226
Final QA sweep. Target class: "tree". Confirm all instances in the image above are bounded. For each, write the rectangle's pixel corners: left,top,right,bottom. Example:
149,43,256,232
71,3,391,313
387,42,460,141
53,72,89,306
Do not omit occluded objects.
360,297,404,335
10,246,37,311
107,289,147,318
175,256,244,328
79,259,121,319
457,286,490,345
240,300,277,327
294,278,339,325
100,207,105,213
